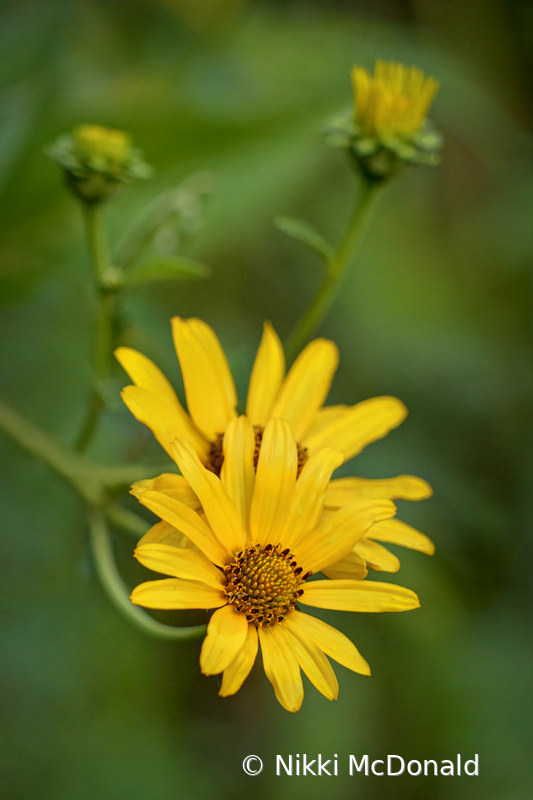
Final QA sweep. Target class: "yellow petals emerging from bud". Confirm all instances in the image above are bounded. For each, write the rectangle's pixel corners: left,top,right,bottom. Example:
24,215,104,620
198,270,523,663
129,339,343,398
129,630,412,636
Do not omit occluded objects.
326,59,443,181
46,123,152,205
352,61,439,139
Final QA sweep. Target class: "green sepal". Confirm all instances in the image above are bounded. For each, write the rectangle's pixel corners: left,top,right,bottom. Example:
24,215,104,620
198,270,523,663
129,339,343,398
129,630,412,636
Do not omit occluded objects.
275,216,334,263
126,255,211,286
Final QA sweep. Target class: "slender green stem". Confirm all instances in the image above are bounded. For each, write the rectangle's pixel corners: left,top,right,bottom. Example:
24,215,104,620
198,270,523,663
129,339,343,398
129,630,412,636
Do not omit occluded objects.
285,176,382,362
88,507,207,640
105,504,150,538
76,204,116,452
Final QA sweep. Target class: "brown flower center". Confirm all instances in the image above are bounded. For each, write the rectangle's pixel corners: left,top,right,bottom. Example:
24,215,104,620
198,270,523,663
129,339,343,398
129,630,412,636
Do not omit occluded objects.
207,426,308,477
223,544,311,627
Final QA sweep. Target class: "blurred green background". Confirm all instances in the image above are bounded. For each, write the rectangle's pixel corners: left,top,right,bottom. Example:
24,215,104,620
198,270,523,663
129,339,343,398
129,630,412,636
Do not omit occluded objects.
1,1,531,798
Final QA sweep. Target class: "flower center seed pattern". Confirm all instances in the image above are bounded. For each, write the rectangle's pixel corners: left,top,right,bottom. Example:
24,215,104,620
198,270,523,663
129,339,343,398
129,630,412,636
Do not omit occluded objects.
207,426,309,477
223,544,312,627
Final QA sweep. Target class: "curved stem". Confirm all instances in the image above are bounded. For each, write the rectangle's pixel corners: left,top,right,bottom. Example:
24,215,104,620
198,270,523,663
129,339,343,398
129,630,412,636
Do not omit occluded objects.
285,176,382,362
76,204,115,452
88,507,207,640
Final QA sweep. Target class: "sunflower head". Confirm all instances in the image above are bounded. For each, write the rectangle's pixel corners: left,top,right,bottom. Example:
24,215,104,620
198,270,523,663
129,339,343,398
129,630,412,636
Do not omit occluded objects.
129,416,420,711
46,124,152,204
326,60,442,181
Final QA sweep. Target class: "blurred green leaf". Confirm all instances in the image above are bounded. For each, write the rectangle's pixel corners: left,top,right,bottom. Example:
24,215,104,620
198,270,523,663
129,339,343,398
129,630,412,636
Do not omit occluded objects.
126,254,211,286
274,215,334,262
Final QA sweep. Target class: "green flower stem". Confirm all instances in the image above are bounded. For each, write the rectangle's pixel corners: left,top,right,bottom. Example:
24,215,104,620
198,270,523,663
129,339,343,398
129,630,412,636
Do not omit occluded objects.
89,507,207,640
76,204,116,452
285,176,382,362
105,504,150,538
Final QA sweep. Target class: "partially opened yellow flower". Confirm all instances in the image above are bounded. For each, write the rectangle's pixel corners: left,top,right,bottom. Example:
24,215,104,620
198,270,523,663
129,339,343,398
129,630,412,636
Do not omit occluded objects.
116,317,434,572
130,417,420,711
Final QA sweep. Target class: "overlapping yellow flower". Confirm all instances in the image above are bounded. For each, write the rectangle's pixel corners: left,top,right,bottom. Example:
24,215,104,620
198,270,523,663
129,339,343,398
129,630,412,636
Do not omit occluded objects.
116,318,434,573
130,417,420,711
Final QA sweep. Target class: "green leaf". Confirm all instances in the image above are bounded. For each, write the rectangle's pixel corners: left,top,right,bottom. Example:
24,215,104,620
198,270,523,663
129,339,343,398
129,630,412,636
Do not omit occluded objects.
274,216,334,262
126,255,211,286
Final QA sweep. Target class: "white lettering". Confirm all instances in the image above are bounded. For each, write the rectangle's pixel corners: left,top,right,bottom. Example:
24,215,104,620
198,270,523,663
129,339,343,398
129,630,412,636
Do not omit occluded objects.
276,755,292,776
302,755,316,776
371,760,384,776
388,755,405,776
317,755,331,776
408,760,422,776
465,755,479,776
424,760,438,776
457,754,461,776
441,760,454,776
349,755,369,776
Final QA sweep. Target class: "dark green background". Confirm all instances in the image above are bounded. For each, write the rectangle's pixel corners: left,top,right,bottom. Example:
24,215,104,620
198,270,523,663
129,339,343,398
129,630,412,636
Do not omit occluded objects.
0,1,531,798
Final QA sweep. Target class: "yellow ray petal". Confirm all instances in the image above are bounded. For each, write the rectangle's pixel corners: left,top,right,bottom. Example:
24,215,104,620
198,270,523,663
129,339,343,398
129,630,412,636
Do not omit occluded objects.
303,396,407,461
132,472,201,510
134,544,224,589
220,416,255,533
135,489,227,567
321,550,368,581
258,625,304,712
115,347,181,411
325,475,433,507
172,439,245,560
171,317,237,440
219,624,258,697
282,447,344,549
304,404,350,441
200,605,249,675
121,385,209,460
270,339,339,441
130,578,225,609
287,611,371,675
300,579,420,612
137,519,190,548
246,322,285,426
294,499,396,575
249,419,297,548
354,538,401,573
276,623,338,701
368,518,435,555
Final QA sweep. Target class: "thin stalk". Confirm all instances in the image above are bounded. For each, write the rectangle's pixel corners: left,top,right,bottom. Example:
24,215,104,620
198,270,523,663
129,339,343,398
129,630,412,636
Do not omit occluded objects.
285,176,382,362
76,204,115,452
88,508,207,640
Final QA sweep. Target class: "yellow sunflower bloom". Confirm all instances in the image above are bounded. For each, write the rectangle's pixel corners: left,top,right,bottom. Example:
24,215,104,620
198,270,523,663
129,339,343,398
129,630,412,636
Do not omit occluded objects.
130,417,420,711
116,317,434,572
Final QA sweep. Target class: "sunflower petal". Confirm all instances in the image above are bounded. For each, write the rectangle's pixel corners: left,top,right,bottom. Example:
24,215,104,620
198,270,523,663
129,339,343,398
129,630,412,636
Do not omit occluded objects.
321,550,368,580
219,624,258,696
172,439,245,559
249,419,297,547
121,385,209,460
287,611,370,675
303,396,407,461
115,347,181,410
300,579,420,612
270,339,339,441
200,605,249,675
325,475,433,507
276,624,338,701
220,416,255,533
294,499,396,575
132,472,201,510
354,538,401,573
171,317,237,440
246,322,285,426
134,544,224,589
130,578,225,609
282,447,344,549
135,489,227,567
368,518,435,555
258,625,304,712
137,519,190,548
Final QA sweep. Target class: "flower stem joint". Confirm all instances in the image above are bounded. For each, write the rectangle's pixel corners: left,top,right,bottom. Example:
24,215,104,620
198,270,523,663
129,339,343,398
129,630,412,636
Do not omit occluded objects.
46,124,153,205
326,60,443,182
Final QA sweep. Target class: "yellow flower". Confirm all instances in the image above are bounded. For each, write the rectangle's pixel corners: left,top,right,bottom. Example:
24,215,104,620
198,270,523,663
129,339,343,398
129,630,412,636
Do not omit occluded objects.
130,417,420,711
72,125,133,169
116,318,434,573
351,60,439,140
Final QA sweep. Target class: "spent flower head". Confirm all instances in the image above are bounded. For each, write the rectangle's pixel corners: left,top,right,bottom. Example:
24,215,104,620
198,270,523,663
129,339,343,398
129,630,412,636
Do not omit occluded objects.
326,60,443,181
46,124,153,204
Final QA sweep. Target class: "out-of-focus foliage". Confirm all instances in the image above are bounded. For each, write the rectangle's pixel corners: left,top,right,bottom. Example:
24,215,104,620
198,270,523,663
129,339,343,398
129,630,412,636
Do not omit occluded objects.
0,1,531,799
